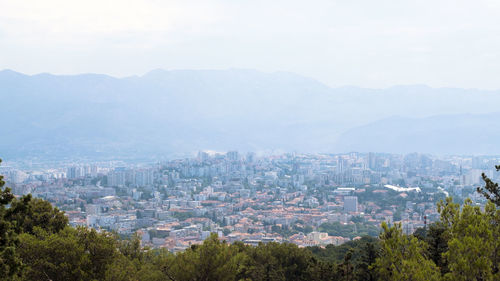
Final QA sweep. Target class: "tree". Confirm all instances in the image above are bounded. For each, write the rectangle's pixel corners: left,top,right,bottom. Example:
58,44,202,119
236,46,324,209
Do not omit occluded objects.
76,227,119,280
17,227,89,281
373,222,440,281
16,226,137,281
104,254,138,281
0,158,68,279
105,247,173,281
438,197,500,281
6,196,68,235
355,241,379,281
426,223,449,274
477,165,500,206
166,233,242,281
413,222,449,275
241,241,325,281
337,250,354,281
0,158,21,279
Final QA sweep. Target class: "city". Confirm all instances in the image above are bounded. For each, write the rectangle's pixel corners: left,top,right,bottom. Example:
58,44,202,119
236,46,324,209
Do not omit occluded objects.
3,0,500,279
2,151,497,252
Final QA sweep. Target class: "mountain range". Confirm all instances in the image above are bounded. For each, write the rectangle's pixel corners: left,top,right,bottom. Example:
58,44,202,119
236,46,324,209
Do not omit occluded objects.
1,69,499,160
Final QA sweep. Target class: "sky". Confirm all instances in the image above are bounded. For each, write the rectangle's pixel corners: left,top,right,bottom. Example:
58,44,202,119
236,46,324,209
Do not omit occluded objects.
1,0,500,89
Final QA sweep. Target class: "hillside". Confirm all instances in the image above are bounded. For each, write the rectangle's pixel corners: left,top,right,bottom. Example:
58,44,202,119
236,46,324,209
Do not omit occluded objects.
1,69,500,159
334,112,500,154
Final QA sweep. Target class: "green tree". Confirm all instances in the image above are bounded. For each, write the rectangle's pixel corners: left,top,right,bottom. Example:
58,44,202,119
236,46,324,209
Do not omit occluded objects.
355,240,379,281
167,233,243,281
337,250,354,281
413,222,449,275
104,254,138,281
6,196,68,235
242,241,321,281
76,227,118,280
0,159,20,279
425,222,449,275
373,222,440,281
0,157,69,279
16,226,122,281
438,197,500,281
477,165,500,206
17,227,89,281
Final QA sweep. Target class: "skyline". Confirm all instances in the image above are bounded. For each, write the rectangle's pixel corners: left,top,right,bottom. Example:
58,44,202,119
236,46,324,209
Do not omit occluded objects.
2,0,500,89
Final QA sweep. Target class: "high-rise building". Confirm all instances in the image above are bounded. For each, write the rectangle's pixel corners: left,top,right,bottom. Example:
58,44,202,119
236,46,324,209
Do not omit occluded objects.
246,152,256,163
226,151,239,161
368,152,377,170
107,167,127,187
66,166,84,179
343,196,358,213
135,169,154,187
198,151,210,162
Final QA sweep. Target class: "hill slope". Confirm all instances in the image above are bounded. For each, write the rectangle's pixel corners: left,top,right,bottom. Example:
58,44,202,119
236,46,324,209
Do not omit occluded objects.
335,113,500,154
1,69,500,159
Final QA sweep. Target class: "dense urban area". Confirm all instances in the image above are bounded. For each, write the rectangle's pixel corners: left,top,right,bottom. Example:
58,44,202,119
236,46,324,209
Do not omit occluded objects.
2,152,497,253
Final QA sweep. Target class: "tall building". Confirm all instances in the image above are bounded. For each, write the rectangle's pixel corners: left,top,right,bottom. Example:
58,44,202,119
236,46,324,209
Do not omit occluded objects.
343,196,358,213
368,152,377,170
246,152,256,163
135,169,154,187
107,167,128,187
198,151,210,162
66,166,84,179
226,151,239,161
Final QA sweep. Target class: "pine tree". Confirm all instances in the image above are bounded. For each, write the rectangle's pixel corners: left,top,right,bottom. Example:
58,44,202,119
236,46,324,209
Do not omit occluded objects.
477,165,500,206
373,222,441,281
0,158,21,279
438,197,500,281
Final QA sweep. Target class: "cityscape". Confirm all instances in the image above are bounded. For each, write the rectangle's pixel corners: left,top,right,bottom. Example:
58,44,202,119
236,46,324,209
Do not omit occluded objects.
2,0,500,279
3,151,497,252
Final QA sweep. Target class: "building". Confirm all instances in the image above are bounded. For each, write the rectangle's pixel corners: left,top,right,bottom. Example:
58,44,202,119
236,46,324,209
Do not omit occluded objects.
226,151,239,161
343,196,358,213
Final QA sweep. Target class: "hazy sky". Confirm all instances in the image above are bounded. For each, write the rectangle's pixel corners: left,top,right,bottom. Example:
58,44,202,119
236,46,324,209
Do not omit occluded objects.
1,0,500,89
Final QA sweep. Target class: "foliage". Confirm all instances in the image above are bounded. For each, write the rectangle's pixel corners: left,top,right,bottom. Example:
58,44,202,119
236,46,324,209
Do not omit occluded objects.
308,236,380,280
6,196,68,235
167,234,241,281
0,159,20,279
425,222,449,273
171,211,195,221
318,222,380,239
438,197,500,281
477,165,500,206
373,222,441,281
308,236,379,263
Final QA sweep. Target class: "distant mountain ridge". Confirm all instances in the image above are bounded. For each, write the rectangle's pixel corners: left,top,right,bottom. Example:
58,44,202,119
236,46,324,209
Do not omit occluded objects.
1,69,499,160
334,112,500,155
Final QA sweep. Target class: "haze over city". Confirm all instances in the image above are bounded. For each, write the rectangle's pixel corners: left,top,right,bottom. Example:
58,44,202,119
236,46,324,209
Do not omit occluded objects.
1,1,500,280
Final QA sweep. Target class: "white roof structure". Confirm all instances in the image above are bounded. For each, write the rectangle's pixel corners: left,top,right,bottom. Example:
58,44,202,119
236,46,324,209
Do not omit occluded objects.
384,185,421,193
